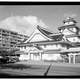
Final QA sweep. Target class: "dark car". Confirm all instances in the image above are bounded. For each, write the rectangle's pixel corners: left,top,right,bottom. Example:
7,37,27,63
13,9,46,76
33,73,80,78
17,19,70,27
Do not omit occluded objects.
0,56,9,64
0,56,19,64
7,56,19,63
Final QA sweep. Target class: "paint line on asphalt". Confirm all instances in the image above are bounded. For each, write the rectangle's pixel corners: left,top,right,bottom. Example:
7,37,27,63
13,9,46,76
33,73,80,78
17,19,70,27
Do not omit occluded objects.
44,64,51,76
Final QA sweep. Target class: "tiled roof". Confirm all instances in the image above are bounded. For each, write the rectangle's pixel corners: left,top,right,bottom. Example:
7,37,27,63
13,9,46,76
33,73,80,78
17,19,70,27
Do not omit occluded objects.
63,17,77,24
18,25,80,48
44,50,60,54
58,25,79,30
49,33,62,36
37,25,63,40
18,40,72,47
65,34,80,38
37,25,53,39
71,42,80,47
15,51,27,54
60,47,80,53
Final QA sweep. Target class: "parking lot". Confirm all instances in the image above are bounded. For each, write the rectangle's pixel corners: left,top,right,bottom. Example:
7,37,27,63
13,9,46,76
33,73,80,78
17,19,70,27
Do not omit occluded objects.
0,60,80,78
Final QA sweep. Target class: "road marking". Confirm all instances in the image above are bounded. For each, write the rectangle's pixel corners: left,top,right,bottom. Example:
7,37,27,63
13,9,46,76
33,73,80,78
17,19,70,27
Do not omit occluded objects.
44,64,51,76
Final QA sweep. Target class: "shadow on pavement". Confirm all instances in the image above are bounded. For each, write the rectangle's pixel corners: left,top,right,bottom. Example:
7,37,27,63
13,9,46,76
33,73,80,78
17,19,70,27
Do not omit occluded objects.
0,63,42,70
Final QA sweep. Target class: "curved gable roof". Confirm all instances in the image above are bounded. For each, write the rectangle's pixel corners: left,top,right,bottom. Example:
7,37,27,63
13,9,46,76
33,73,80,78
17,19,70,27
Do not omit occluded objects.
37,25,53,36
37,25,63,41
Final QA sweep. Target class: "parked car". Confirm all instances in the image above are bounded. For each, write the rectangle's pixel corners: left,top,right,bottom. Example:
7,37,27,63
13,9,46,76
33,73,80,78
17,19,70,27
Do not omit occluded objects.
0,56,9,63
0,56,19,64
7,56,19,63
8,56,19,63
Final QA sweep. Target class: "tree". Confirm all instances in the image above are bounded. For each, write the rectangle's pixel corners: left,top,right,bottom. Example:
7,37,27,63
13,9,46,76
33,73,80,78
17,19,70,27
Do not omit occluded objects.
0,48,20,56
60,53,69,62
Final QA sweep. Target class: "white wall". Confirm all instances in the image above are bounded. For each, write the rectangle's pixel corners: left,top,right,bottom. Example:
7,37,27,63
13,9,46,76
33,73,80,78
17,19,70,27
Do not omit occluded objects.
30,33,48,42
40,44,62,50
67,37,80,42
42,54,62,60
64,21,75,26
19,54,29,61
62,28,76,35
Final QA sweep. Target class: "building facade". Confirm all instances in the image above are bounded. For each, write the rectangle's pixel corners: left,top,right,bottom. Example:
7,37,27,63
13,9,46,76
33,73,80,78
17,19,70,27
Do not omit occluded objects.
0,28,28,51
19,17,80,64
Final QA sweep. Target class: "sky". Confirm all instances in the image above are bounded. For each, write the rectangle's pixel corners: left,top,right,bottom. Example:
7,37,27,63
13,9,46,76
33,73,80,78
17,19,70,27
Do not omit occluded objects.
0,5,80,36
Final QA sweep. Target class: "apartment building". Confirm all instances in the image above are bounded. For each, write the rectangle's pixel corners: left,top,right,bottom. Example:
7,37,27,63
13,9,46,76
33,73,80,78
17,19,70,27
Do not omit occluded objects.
0,28,28,51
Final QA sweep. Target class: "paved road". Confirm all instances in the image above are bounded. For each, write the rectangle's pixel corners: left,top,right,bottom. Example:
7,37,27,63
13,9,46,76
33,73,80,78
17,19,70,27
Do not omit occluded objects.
48,64,80,76
0,60,80,77
0,61,50,76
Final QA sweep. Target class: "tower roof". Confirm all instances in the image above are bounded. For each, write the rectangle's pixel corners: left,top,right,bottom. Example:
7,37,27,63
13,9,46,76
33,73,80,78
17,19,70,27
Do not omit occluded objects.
58,17,79,31
63,17,77,24
58,25,79,31
19,25,63,45
37,25,63,41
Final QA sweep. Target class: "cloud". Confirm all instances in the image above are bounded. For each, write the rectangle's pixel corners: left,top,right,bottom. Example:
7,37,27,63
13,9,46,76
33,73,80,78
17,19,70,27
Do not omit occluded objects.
0,16,47,36
39,20,48,28
23,16,38,26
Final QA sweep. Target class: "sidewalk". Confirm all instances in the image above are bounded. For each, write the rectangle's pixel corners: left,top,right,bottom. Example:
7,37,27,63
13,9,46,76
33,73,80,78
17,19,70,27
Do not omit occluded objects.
1,60,80,76
16,60,80,67
16,60,50,65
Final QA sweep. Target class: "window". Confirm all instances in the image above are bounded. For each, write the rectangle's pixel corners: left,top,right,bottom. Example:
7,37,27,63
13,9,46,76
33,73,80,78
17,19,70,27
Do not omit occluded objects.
24,46,26,49
10,45,13,47
3,44,6,46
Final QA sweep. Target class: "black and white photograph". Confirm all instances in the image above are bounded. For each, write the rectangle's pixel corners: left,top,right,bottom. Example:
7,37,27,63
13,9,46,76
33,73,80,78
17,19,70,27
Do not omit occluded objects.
0,2,80,78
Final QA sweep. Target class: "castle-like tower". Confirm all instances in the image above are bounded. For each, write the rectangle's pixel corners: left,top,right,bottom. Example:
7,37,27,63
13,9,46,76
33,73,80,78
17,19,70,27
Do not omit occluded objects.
59,17,80,64
58,17,80,43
